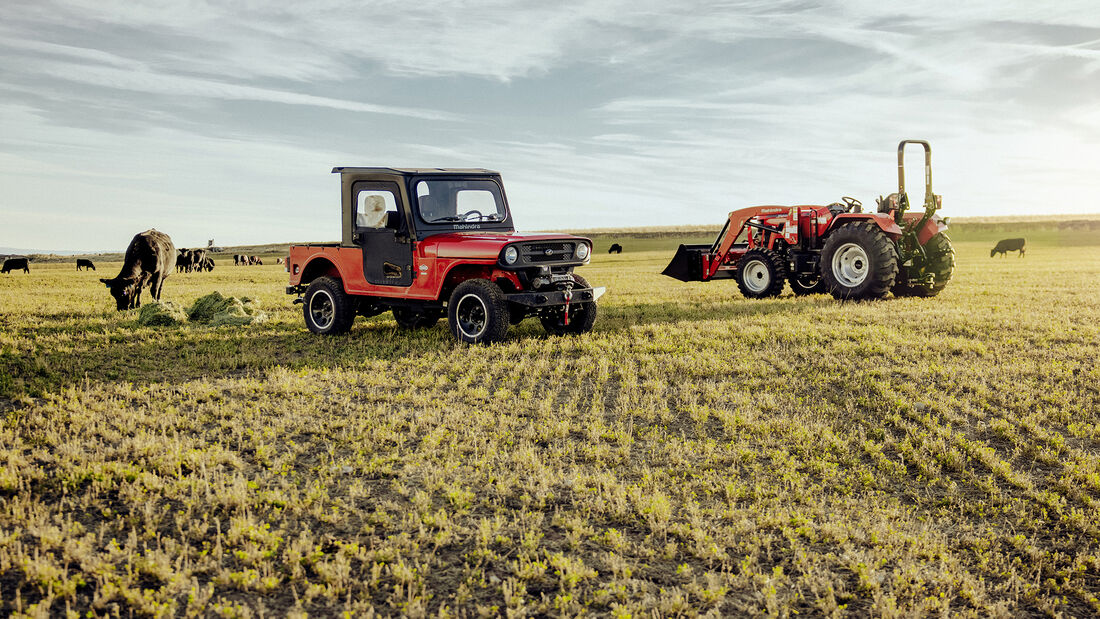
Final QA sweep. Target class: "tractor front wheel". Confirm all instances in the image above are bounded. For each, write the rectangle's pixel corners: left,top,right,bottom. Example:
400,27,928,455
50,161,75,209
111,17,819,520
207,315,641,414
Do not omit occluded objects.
448,279,510,344
735,249,787,298
893,233,955,297
821,222,898,300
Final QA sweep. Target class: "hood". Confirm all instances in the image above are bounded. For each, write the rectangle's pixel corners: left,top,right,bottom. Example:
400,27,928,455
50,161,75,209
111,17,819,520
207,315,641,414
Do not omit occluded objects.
422,231,590,260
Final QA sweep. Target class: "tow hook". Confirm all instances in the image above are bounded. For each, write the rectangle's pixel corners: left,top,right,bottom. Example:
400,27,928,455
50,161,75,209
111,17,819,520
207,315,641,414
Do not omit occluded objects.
563,289,573,326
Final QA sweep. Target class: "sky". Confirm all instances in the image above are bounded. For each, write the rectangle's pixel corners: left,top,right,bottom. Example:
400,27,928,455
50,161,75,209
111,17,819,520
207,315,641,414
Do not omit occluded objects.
1,1,1099,252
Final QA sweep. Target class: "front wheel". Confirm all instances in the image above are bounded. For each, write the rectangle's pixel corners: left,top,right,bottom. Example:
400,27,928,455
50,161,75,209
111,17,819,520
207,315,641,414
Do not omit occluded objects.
820,222,898,300
303,276,356,335
540,275,597,336
448,279,510,344
735,249,787,298
893,233,955,297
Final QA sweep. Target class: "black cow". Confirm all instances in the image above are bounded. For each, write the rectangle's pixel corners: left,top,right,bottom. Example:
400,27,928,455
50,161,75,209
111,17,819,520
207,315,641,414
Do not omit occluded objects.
608,243,623,254
177,249,192,272
234,254,241,266
77,258,96,271
1,258,29,274
100,229,176,310
991,238,1025,258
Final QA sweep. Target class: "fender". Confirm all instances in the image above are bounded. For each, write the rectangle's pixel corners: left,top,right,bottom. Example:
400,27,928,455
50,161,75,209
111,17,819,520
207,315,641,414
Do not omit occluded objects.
298,256,343,287
903,213,948,244
827,213,903,239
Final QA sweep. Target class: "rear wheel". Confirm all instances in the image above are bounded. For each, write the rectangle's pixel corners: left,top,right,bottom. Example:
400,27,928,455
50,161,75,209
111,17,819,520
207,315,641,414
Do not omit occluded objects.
820,222,898,300
392,307,442,329
303,276,356,335
735,249,787,298
893,233,955,297
448,279,509,344
540,275,597,336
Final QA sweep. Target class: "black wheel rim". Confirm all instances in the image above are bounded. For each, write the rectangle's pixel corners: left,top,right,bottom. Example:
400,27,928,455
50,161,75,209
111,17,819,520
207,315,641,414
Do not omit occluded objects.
309,291,335,329
456,294,488,338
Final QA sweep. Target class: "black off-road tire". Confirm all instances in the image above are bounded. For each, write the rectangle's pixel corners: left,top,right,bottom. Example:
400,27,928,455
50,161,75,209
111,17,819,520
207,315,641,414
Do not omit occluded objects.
735,249,787,298
789,272,827,296
540,275,598,336
392,307,442,329
821,222,898,300
448,279,510,344
303,276,356,335
893,233,955,298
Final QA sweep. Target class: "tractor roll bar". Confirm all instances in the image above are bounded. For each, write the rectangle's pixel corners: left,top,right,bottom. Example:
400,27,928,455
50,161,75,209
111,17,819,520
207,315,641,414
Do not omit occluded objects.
897,139,932,205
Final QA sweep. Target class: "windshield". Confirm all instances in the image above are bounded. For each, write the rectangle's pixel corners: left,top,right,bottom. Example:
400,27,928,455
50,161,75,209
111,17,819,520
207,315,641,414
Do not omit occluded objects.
415,179,507,224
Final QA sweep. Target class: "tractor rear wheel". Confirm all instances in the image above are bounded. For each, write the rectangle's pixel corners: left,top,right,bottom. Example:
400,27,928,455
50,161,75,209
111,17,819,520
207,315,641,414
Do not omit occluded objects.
821,222,898,300
540,275,597,335
893,233,955,297
735,249,787,298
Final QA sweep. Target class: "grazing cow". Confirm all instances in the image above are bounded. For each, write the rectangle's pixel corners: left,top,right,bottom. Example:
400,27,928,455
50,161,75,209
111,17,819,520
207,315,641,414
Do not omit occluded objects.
190,249,207,270
100,229,176,310
177,249,192,272
253,256,263,266
608,243,623,254
76,258,96,271
276,257,284,265
2,258,30,274
234,254,241,266
201,256,214,272
991,238,1026,258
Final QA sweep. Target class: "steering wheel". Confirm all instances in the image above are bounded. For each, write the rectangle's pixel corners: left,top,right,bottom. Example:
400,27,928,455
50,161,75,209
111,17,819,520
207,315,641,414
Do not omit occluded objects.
458,210,483,221
841,196,862,213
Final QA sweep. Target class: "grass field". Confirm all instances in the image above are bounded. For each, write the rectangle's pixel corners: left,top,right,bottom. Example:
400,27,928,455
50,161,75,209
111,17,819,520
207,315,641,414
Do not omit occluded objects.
1,221,1098,617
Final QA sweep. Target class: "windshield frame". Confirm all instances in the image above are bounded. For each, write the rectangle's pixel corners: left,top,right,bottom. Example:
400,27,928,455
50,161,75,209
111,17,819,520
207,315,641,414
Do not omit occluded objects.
412,177,511,227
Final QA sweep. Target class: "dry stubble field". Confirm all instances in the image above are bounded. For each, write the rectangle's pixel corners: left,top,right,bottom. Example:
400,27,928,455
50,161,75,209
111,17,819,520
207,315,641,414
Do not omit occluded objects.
1,221,1098,617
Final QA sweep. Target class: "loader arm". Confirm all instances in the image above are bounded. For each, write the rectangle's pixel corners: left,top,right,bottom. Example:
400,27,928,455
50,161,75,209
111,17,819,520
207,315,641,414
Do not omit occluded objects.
703,206,789,279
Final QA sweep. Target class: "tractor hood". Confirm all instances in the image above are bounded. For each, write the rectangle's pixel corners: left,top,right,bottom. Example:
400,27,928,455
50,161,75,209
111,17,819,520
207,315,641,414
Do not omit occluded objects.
421,232,591,260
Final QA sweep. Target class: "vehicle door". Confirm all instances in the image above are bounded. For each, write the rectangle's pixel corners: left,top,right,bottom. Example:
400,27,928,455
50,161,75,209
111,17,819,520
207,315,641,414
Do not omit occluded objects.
352,181,414,286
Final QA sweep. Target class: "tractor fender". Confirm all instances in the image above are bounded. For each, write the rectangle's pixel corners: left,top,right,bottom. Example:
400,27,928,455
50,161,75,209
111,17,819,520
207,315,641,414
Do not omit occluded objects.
827,213,902,239
903,213,949,244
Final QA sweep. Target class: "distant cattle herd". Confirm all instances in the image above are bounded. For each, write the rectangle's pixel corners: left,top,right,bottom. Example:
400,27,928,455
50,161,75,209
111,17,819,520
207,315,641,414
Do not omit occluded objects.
235,254,264,266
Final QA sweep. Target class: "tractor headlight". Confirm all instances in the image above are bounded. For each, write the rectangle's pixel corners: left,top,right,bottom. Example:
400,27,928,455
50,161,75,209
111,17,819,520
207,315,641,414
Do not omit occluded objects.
576,243,590,261
503,246,519,265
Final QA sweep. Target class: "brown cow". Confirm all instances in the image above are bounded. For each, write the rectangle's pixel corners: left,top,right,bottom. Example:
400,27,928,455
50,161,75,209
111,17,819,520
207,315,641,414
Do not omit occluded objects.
100,229,176,310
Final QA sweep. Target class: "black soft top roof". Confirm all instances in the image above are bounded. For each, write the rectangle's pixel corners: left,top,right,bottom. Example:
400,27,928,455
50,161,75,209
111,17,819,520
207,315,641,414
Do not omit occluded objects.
331,167,499,175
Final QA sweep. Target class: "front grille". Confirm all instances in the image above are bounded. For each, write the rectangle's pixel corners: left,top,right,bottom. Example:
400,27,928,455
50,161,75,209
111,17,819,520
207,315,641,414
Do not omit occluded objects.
521,242,575,263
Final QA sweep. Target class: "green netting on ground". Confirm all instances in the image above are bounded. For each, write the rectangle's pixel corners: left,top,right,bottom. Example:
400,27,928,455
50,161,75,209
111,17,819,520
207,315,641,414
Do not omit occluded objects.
188,292,267,326
134,293,266,327
135,302,188,326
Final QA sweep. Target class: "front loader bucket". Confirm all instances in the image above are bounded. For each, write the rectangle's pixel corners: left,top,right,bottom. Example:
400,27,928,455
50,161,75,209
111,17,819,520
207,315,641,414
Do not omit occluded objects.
661,244,710,282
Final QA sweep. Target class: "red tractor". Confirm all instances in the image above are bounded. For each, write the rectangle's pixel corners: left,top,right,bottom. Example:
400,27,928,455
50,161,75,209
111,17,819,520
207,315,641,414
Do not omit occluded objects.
286,167,603,344
663,140,955,300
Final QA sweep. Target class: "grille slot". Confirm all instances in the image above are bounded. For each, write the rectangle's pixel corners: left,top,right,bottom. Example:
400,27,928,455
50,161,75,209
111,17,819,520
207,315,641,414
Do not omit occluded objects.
520,242,575,263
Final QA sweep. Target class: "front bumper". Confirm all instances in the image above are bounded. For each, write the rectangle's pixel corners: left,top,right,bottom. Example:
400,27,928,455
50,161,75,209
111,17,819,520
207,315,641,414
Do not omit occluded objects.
505,286,606,307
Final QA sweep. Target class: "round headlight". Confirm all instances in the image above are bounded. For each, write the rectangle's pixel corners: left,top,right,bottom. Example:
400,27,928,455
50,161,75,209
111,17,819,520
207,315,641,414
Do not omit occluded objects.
503,246,519,265
576,243,590,260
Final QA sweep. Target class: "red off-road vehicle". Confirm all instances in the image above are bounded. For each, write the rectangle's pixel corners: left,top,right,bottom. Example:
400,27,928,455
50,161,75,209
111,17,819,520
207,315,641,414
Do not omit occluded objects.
286,167,604,344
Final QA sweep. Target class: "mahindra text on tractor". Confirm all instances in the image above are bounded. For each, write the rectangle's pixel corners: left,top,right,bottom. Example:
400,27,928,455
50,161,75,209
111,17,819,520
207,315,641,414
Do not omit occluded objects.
286,167,604,344
662,140,955,300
